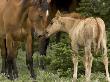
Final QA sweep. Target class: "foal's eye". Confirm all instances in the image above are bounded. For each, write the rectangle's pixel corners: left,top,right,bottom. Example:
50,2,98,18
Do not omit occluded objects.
50,21,53,25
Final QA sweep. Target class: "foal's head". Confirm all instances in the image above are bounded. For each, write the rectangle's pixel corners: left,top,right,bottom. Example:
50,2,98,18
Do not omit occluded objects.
45,15,65,37
28,0,51,37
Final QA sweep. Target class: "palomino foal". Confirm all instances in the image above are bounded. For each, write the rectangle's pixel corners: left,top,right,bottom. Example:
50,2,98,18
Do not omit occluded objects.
45,15,110,82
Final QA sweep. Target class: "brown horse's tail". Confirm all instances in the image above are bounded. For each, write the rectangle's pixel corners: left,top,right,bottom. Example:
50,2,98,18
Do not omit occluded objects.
95,17,105,53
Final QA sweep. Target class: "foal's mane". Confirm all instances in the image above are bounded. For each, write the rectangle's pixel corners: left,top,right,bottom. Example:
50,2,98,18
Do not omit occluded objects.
61,12,86,20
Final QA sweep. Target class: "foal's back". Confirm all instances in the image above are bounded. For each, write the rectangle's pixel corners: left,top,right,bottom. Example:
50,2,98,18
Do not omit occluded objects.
69,17,104,46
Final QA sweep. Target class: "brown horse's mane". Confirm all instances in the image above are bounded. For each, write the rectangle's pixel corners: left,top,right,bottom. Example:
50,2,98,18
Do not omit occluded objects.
36,0,49,11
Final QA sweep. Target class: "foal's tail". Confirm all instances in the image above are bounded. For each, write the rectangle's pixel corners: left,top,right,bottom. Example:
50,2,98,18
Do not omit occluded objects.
95,17,106,53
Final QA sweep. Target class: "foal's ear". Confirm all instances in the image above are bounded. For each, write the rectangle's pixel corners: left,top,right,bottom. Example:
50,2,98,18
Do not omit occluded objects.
56,10,61,18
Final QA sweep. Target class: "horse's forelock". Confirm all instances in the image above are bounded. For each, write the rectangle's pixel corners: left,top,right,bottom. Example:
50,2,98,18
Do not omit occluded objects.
46,10,49,17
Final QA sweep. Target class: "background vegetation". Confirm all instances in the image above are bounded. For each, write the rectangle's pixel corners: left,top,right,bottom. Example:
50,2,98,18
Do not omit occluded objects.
0,0,110,82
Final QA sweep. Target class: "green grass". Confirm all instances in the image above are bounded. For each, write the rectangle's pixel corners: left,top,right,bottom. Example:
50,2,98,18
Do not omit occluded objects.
0,49,108,82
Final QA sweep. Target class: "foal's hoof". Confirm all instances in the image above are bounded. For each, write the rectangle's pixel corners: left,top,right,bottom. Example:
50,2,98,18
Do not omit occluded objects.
32,80,37,82
106,77,110,82
72,79,77,82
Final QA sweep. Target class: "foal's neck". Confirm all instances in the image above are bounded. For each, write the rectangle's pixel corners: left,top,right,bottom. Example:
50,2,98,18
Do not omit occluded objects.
61,17,81,33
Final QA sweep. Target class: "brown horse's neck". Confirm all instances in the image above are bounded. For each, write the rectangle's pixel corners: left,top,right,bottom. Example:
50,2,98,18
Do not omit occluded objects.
8,1,29,27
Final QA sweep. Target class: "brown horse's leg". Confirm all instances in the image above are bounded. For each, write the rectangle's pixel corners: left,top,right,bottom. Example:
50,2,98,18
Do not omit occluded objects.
26,33,36,79
1,39,7,75
38,36,49,69
6,34,18,80
55,32,61,43
12,58,18,79
12,42,19,79
6,34,13,80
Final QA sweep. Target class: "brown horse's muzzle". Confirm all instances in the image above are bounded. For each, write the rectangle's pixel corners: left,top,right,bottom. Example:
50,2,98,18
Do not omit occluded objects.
32,29,46,38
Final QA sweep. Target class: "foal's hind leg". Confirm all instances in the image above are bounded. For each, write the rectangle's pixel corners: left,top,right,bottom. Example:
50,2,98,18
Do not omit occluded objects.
101,38,110,82
84,41,93,82
26,34,36,79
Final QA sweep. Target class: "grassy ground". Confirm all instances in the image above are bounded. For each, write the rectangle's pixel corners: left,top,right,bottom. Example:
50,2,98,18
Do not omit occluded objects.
0,49,108,82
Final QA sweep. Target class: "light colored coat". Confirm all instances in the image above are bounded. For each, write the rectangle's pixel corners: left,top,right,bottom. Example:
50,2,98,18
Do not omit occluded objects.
46,15,110,82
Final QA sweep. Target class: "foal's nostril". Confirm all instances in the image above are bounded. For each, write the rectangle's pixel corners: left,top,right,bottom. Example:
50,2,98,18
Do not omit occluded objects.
38,35,42,38
45,31,48,35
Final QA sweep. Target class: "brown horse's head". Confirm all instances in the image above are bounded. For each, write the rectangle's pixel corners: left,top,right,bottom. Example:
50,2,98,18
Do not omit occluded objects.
28,0,51,37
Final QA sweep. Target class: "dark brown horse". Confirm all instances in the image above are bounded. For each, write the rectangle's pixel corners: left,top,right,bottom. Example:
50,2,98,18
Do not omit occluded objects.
0,0,50,80
28,0,51,69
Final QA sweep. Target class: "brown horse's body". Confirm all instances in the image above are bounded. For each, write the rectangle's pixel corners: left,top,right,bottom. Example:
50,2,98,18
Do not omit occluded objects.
45,14,110,82
0,0,50,80
0,0,35,80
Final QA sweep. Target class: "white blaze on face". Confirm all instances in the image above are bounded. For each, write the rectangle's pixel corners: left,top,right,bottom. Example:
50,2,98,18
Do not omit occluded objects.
46,10,49,17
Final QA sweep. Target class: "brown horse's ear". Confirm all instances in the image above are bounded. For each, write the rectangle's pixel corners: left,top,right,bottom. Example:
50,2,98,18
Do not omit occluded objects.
47,0,51,3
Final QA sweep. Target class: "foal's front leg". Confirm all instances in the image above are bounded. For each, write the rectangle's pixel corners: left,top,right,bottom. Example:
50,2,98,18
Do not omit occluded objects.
26,33,36,79
71,42,78,82
84,43,93,82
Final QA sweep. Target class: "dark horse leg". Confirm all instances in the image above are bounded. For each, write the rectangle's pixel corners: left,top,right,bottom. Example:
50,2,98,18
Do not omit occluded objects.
38,32,61,69
12,42,19,79
55,32,61,43
1,39,7,75
38,36,49,70
6,34,18,80
26,33,36,79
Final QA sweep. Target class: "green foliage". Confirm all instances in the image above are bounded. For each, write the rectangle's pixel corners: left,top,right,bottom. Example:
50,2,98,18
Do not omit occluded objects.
77,0,110,17
0,50,108,82
47,33,73,77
